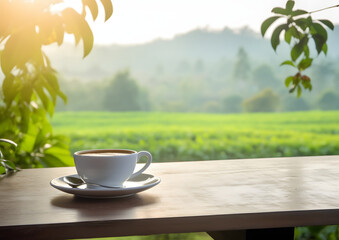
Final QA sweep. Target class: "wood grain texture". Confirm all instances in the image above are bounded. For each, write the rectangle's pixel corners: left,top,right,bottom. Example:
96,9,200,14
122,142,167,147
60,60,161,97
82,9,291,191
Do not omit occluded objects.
0,156,339,239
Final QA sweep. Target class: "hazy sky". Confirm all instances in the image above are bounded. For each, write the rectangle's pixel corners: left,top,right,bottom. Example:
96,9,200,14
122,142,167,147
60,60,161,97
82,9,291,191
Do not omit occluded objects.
69,0,339,45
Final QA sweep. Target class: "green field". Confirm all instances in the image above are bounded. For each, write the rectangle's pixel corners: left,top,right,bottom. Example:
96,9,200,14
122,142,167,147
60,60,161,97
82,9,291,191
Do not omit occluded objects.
52,111,339,162
52,111,339,240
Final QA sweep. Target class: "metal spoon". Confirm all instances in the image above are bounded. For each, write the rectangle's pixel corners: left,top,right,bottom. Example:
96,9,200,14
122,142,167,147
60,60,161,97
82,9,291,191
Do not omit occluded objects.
63,176,86,188
63,176,120,189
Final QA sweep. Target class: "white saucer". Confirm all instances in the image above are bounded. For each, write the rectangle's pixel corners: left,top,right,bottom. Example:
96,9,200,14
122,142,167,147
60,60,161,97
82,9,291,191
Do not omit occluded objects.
50,173,161,198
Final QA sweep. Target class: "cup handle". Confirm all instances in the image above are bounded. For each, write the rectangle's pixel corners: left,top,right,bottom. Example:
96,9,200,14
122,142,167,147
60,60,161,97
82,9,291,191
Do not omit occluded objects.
129,151,152,179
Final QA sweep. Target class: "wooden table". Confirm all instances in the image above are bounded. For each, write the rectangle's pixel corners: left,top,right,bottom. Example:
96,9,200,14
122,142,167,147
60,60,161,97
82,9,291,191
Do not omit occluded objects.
0,156,339,240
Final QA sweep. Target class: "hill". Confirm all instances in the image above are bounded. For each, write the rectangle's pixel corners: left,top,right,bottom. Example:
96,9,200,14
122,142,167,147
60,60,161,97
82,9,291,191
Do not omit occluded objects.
48,26,339,112
46,27,285,81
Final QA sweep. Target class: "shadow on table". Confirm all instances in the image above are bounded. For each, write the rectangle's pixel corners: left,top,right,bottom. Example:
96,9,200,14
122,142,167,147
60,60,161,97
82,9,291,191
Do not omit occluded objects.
50,193,158,218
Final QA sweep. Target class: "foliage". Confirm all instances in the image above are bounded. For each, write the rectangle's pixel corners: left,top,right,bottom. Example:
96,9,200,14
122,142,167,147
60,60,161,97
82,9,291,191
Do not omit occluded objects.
282,96,310,112
295,225,339,240
221,95,243,113
252,64,279,89
103,70,150,111
56,77,107,111
51,111,339,162
0,0,113,168
262,0,335,96
243,88,280,112
232,47,251,81
318,91,339,110
0,139,19,175
202,101,221,113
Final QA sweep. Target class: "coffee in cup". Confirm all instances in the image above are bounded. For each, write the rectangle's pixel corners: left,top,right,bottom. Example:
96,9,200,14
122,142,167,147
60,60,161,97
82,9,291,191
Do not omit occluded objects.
74,149,152,188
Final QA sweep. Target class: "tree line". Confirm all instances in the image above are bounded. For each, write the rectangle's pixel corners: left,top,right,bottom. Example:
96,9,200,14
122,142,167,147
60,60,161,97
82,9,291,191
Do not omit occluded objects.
56,46,339,113
56,58,339,113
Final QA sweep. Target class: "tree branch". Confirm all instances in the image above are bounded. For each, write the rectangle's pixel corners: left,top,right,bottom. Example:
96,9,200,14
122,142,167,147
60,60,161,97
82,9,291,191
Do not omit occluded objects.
309,4,339,14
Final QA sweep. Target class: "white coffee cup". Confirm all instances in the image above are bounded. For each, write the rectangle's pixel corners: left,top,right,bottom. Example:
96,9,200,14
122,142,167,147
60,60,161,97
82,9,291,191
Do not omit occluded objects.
73,149,152,188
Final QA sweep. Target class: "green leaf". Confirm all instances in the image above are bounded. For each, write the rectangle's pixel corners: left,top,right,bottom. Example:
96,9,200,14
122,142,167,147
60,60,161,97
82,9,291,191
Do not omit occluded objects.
2,74,17,105
50,135,71,149
37,12,65,46
82,0,98,21
21,78,34,104
35,85,54,116
319,19,334,30
57,91,68,104
2,160,17,171
284,28,292,43
297,85,302,97
312,34,326,54
272,7,288,16
43,70,67,103
303,45,310,58
291,37,308,61
291,9,308,17
1,30,43,75
20,105,31,133
271,24,287,51
285,76,294,87
306,16,313,23
19,120,39,152
0,165,6,175
61,8,94,58
62,8,82,45
289,85,296,93
0,164,6,175
290,26,301,39
295,18,308,31
298,58,313,71
285,1,295,12
311,23,328,41
44,146,71,157
322,43,328,55
100,0,113,21
301,81,307,89
79,20,94,58
40,75,57,106
291,44,303,61
280,60,295,67
42,146,73,167
261,16,280,36
40,154,68,167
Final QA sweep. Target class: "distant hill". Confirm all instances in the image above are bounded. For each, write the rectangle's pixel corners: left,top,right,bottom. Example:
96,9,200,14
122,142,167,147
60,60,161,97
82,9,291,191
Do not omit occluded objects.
45,27,285,81
50,26,339,112
46,25,339,82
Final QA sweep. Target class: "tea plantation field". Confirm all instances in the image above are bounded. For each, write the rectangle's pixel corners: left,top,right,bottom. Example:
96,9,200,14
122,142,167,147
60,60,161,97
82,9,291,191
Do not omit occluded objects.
52,111,339,162
52,111,339,240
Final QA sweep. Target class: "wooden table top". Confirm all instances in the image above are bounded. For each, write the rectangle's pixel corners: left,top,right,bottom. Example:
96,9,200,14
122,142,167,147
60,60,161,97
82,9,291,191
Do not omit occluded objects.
1,156,339,239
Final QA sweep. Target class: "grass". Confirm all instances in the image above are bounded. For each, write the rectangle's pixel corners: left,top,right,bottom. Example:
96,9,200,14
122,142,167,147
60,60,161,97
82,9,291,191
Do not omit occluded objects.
52,111,339,162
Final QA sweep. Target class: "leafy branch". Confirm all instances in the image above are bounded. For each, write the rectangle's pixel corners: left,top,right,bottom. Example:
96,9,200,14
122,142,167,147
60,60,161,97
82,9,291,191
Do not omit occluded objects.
261,0,335,97
0,0,113,168
0,139,19,175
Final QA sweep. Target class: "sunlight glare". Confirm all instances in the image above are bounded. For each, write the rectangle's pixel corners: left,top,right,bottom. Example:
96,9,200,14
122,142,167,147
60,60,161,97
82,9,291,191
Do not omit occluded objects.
49,0,339,46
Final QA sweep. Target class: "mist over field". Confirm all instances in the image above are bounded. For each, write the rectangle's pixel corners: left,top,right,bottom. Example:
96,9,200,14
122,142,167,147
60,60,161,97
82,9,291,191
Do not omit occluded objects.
47,26,339,113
